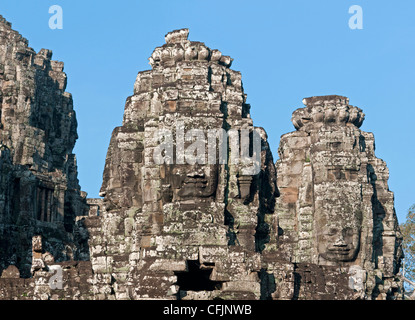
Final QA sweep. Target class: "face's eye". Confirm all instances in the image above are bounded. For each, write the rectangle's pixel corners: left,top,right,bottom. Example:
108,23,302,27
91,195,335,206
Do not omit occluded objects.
328,228,338,236
344,228,354,237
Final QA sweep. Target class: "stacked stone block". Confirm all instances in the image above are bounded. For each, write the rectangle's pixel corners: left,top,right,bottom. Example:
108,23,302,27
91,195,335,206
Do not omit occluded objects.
0,14,88,279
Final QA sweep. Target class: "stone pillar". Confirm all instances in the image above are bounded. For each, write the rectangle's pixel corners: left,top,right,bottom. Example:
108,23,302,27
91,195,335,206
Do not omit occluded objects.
31,235,45,274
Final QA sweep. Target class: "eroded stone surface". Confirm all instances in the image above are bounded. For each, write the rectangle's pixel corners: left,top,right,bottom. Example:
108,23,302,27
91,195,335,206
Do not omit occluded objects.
0,14,89,279
0,19,404,300
92,28,278,300
264,95,403,299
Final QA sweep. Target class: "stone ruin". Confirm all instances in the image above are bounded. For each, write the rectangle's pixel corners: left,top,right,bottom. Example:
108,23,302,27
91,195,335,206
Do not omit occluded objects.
0,18,404,300
0,14,88,281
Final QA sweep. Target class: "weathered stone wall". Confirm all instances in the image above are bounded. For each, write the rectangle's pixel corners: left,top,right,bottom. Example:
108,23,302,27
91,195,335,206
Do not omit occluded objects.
0,14,88,279
0,260,94,300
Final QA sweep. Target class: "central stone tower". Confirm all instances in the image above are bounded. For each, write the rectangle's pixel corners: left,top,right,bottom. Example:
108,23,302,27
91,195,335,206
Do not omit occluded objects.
93,29,278,299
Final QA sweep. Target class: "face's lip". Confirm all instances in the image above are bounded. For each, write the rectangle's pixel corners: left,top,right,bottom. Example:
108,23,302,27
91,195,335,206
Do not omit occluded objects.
184,178,208,184
329,246,350,250
327,247,351,254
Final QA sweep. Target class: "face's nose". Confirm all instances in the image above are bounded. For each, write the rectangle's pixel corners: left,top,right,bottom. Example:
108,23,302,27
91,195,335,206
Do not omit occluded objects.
333,237,347,247
187,167,205,178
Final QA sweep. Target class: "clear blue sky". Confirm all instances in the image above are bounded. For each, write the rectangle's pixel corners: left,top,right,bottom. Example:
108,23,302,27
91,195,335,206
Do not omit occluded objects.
1,1,414,223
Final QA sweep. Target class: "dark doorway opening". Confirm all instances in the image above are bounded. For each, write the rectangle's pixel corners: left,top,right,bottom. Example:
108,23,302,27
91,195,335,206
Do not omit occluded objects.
174,260,224,293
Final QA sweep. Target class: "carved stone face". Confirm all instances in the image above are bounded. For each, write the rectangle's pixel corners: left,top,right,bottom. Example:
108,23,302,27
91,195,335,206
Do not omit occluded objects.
317,212,362,263
318,226,360,262
164,163,218,201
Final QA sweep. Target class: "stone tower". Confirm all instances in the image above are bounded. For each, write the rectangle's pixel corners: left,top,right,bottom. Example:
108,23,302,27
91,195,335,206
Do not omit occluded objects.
0,14,88,278
93,28,278,299
266,95,403,299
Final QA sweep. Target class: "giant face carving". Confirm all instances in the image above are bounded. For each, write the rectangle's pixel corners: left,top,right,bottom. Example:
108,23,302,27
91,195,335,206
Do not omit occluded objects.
163,163,219,201
317,211,362,263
